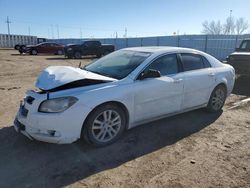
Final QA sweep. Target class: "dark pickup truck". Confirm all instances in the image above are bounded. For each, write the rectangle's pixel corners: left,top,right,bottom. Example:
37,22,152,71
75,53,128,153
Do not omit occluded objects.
227,39,250,75
64,40,115,59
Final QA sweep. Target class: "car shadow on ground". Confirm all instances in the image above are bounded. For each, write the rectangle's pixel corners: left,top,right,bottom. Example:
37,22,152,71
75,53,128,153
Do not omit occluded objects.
0,109,222,188
46,56,97,60
10,54,63,56
11,53,29,56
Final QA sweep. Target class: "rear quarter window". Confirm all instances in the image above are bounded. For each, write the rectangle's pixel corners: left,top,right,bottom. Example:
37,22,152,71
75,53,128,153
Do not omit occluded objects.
202,56,211,68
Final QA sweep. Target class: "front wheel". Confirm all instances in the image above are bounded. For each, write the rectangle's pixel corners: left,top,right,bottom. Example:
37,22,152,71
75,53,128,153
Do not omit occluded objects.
82,104,126,147
206,85,226,113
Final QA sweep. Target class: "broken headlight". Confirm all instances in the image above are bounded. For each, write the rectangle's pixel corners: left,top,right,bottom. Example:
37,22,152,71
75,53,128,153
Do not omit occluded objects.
38,97,78,113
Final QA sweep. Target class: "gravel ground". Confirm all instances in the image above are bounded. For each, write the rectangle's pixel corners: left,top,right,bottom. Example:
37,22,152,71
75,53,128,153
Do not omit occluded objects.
0,50,249,188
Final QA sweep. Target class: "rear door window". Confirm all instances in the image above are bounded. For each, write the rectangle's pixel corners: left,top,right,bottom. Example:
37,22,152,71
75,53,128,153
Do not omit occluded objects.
181,53,207,71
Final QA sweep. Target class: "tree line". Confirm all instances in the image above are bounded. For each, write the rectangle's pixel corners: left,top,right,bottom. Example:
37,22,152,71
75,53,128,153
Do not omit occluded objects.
202,16,249,35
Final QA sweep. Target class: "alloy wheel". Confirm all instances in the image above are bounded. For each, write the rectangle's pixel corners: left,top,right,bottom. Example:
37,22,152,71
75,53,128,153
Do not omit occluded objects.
91,110,121,143
211,88,225,110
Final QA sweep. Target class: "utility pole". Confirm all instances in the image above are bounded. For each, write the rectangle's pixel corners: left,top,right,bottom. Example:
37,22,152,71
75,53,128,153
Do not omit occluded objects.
6,16,11,47
51,24,54,39
48,28,50,39
229,10,233,34
80,28,82,39
6,16,11,35
56,25,60,39
124,27,127,38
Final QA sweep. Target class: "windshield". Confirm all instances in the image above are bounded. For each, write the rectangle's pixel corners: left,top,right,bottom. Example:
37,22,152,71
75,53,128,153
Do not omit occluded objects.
84,50,151,79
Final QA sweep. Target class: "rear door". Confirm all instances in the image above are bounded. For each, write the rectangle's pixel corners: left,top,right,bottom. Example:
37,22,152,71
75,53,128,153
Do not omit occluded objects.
180,53,215,109
133,54,184,122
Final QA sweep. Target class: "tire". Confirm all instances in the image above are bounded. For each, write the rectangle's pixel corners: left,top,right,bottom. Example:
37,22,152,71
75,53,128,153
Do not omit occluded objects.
14,44,20,50
74,51,82,59
30,49,38,55
20,45,26,51
206,85,227,113
57,50,63,55
82,103,126,147
103,50,110,56
96,53,102,58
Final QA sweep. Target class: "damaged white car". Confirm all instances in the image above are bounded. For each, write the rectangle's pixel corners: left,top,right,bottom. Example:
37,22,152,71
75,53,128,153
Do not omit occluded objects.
14,47,235,146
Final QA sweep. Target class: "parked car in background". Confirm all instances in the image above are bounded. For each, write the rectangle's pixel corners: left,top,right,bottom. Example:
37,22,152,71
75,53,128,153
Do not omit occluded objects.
18,42,64,55
64,40,115,59
14,47,235,146
227,39,250,74
14,38,47,51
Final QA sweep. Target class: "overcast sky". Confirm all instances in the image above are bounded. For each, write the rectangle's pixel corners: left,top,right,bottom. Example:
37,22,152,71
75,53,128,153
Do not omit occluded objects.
0,0,249,38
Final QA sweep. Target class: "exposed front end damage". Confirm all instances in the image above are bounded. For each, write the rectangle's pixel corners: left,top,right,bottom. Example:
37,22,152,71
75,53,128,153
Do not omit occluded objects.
14,66,116,144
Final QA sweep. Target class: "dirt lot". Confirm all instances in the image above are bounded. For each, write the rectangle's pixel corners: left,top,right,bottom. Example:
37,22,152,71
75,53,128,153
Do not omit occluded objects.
0,49,250,188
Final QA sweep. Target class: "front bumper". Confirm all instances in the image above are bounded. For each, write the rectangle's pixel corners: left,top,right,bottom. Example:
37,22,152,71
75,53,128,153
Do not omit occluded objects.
14,90,91,144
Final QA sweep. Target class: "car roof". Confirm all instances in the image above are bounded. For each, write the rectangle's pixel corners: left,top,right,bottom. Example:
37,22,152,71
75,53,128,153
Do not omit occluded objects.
242,38,250,42
122,46,202,54
38,42,59,45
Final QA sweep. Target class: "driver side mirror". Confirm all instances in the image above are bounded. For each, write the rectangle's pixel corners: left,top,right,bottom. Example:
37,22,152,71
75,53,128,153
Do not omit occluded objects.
139,69,161,80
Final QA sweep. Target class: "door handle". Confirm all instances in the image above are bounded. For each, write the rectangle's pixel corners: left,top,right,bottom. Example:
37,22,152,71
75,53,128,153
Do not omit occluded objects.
173,78,183,84
208,73,215,77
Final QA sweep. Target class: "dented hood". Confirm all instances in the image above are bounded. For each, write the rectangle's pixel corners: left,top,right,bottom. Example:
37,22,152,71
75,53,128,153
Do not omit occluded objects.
36,66,116,91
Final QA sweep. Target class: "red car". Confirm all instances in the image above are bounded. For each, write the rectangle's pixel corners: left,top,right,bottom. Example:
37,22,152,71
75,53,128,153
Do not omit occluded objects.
19,42,64,55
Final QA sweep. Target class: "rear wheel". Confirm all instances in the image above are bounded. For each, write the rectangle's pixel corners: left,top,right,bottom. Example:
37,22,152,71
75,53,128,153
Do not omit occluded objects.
96,52,102,58
74,51,82,59
57,49,63,55
103,50,110,56
30,49,38,55
206,85,226,112
82,104,126,147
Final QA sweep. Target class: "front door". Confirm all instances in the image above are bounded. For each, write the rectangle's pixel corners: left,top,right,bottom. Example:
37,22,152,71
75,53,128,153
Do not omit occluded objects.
133,54,184,122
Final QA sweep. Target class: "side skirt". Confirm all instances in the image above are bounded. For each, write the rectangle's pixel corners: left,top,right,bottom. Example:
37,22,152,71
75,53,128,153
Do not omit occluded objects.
129,103,208,129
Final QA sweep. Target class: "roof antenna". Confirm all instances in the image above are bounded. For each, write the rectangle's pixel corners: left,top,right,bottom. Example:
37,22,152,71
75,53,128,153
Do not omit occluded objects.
78,61,82,68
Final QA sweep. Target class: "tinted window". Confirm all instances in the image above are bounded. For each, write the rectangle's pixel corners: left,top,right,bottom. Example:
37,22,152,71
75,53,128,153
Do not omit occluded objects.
181,54,205,71
40,43,49,47
84,41,100,47
240,41,250,49
240,41,248,49
146,54,178,76
202,56,211,68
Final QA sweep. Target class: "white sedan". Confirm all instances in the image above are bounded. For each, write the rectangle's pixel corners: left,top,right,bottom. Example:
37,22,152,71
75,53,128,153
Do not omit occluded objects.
14,47,235,146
